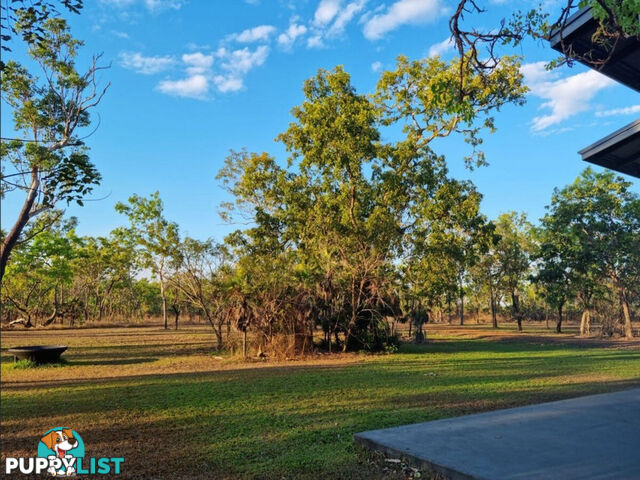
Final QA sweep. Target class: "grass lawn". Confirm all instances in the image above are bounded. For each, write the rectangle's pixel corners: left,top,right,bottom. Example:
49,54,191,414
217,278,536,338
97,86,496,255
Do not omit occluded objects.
1,324,639,479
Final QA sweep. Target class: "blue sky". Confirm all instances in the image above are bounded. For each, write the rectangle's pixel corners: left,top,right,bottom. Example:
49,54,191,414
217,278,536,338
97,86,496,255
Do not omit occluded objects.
2,0,639,241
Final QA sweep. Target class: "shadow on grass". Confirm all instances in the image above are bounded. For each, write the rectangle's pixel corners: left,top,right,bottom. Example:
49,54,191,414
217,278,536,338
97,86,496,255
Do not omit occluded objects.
3,336,639,392
67,357,159,366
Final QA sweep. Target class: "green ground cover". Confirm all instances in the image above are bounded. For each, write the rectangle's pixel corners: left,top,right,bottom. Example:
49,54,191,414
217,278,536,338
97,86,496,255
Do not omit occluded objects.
1,326,639,479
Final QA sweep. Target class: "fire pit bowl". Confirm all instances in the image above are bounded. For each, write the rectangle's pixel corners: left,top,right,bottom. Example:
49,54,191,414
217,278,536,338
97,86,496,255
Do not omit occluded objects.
7,345,68,364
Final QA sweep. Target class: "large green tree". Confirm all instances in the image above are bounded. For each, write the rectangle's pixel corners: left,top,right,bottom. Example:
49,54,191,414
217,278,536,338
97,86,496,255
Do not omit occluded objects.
494,212,535,332
532,232,576,333
218,56,527,352
0,16,108,284
542,169,640,338
470,224,503,328
115,192,179,330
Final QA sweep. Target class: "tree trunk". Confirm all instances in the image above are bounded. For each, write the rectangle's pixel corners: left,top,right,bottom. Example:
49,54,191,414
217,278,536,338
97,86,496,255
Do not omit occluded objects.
159,272,168,330
59,286,64,325
619,287,633,339
447,298,452,324
41,286,60,327
242,328,248,358
490,295,498,328
512,291,522,332
343,311,356,353
0,168,40,286
196,301,223,348
41,304,59,327
556,304,563,334
459,287,465,326
580,308,591,336
98,300,105,322
173,305,179,330
10,316,33,328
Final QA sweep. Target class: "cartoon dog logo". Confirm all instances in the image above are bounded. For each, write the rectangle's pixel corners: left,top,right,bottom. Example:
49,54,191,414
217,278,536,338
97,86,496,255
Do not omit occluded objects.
38,428,84,476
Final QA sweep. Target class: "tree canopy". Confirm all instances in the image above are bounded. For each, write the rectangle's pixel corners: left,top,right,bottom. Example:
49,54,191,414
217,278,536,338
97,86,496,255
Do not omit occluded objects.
0,15,108,284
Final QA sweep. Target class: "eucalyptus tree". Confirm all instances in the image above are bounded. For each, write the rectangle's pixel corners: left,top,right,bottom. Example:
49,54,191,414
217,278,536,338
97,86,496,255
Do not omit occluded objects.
115,192,179,329
543,169,640,338
406,178,493,325
0,17,108,284
169,237,230,346
470,225,503,328
574,269,603,335
494,212,535,331
531,238,575,333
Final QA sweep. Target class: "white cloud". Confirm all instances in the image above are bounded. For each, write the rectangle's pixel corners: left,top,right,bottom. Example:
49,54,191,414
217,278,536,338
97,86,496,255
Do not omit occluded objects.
218,46,269,74
314,0,341,25
595,105,640,117
120,44,268,99
326,0,366,36
182,52,214,75
363,0,445,40
212,45,270,92
185,42,212,51
100,0,135,7
521,62,615,132
143,0,181,10
157,74,209,99
154,52,214,99
371,61,382,72
101,0,182,11
213,76,244,93
277,22,308,49
112,30,130,39
307,0,366,48
231,25,277,43
307,35,324,48
146,45,269,98
428,36,454,57
119,52,175,74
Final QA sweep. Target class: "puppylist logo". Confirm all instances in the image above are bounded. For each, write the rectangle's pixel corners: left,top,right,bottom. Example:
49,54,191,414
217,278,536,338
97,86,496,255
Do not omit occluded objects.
4,427,124,476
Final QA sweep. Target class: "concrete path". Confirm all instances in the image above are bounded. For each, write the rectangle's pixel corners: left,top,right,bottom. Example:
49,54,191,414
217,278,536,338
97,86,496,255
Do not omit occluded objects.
355,388,640,480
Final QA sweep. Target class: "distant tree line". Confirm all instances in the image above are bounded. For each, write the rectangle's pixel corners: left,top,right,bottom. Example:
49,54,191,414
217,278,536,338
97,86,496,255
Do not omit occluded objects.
2,166,638,349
